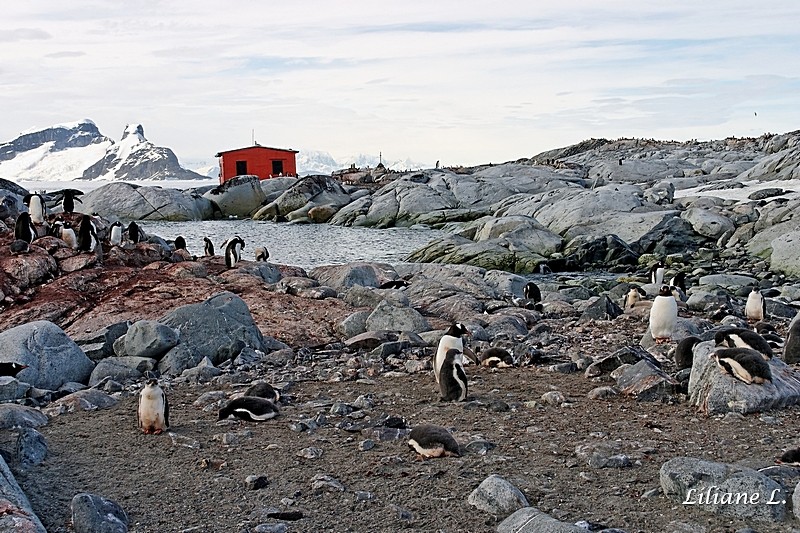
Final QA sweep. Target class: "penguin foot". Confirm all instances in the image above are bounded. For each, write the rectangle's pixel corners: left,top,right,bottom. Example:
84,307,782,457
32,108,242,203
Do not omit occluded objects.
153,429,164,435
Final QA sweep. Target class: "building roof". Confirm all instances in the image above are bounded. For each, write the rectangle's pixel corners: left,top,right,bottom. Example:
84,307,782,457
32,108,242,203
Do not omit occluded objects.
215,144,299,157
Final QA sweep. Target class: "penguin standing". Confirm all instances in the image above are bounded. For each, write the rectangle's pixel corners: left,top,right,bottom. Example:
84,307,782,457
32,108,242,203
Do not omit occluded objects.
224,236,245,268
138,379,169,434
109,221,123,246
218,397,279,421
434,323,469,384
624,286,647,309
522,281,542,303
669,271,687,293
711,347,772,385
439,348,468,402
649,285,678,343
60,220,78,249
14,212,37,243
714,328,773,360
59,189,84,214
674,336,701,370
127,221,144,244
203,237,215,257
174,236,187,250
254,246,269,262
77,214,98,252
649,261,665,286
407,424,461,459
745,287,766,323
23,193,46,224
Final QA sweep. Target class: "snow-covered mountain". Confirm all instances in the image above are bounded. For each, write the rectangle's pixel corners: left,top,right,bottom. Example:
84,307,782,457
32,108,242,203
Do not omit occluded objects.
0,120,206,182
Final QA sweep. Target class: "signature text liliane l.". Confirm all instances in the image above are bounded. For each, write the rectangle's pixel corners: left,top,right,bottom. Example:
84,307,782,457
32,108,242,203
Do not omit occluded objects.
683,486,785,505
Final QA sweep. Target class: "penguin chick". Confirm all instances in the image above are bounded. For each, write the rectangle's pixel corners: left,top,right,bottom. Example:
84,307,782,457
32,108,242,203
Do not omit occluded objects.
714,328,773,360
218,396,279,422
439,348,468,402
407,424,461,459
674,336,701,370
711,347,772,385
138,379,169,434
477,346,515,368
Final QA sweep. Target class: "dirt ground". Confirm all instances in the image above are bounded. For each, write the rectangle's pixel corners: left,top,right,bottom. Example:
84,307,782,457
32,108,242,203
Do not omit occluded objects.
7,315,800,533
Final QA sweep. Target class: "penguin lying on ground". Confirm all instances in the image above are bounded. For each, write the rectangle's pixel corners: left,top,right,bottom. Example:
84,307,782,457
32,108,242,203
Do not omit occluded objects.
378,279,410,289
243,382,280,403
407,424,461,459
649,285,678,343
753,321,783,350
674,336,701,370
624,286,647,309
433,323,470,384
711,347,772,385
745,287,766,323
138,379,169,434
475,346,515,368
0,362,28,378
218,396,279,421
714,328,774,360
439,348,468,402
776,448,800,466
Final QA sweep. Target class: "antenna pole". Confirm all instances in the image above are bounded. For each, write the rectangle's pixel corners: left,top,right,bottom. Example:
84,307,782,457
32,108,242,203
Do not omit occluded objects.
252,129,255,145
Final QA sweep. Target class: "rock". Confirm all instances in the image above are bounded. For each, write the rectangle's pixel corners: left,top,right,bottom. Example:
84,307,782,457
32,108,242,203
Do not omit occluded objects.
770,230,800,277
81,181,213,221
180,357,223,382
660,457,786,522
245,474,270,490
578,295,623,322
297,447,323,459
16,427,48,466
203,175,267,217
365,300,431,333
0,246,58,291
467,474,529,517
681,207,735,239
0,320,95,390
344,285,410,308
344,330,399,351
587,386,619,400
309,262,396,290
71,492,128,533
159,292,269,374
497,506,585,533
689,341,800,414
88,358,149,386
0,376,30,401
0,404,48,429
122,320,179,358
0,454,47,532
49,389,118,414
616,359,678,401
584,345,658,378
234,261,282,283
336,311,370,338
540,391,566,406
73,321,130,362
310,473,344,493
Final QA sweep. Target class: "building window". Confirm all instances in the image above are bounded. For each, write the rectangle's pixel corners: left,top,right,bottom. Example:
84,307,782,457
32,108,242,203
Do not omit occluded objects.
236,160,248,175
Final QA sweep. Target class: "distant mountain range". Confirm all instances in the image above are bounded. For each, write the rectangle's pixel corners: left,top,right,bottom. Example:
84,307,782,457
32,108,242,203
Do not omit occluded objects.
0,119,429,183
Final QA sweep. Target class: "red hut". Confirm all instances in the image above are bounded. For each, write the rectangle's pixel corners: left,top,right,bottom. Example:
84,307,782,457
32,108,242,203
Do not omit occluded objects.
215,145,299,184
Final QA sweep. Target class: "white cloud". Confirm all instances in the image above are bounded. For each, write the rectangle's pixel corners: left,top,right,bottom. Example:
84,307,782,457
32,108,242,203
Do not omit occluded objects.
1,1,799,166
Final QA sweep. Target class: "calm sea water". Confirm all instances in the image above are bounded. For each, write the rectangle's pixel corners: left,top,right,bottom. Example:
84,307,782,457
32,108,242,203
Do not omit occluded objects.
141,219,445,270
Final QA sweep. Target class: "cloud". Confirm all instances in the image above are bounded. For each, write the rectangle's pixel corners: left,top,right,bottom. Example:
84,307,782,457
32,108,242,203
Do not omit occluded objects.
0,28,50,42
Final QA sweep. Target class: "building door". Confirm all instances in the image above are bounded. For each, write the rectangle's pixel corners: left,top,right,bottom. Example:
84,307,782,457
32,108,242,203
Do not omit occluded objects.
236,160,248,175
271,160,284,175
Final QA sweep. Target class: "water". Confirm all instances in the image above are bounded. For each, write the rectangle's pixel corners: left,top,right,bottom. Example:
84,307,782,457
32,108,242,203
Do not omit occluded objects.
141,219,445,270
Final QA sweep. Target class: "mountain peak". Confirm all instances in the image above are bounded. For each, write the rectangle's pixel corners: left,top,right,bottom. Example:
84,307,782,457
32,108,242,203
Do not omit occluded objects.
122,123,146,142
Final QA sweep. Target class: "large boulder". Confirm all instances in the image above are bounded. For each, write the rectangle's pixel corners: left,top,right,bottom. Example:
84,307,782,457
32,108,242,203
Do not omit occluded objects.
158,292,269,374
770,230,800,277
253,175,351,221
202,175,267,218
80,182,214,221
121,320,179,359
0,245,58,291
309,262,397,290
0,454,47,532
0,321,95,389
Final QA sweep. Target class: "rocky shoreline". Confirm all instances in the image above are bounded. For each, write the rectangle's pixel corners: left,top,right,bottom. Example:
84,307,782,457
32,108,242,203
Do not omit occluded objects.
2,131,800,531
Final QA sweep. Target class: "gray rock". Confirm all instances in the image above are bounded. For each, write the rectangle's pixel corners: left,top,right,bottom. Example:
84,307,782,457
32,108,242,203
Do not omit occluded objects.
203,175,267,217
584,345,656,378
336,311,370,338
587,386,619,399
0,454,47,532
310,473,344,492
344,285,410,308
660,457,786,522
365,300,431,333
344,330,400,351
540,391,566,406
180,357,222,382
159,292,268,374
309,262,396,290
770,230,800,277
88,357,152,386
681,207,735,239
467,474,529,518
0,376,30,401
0,404,48,429
689,341,800,414
16,427,48,466
616,359,678,401
497,506,585,533
697,274,758,289
254,175,351,221
575,442,632,469
234,261,282,283
73,320,130,362
245,474,270,490
50,389,118,414
794,480,800,520
71,492,128,533
578,295,623,322
1,320,95,390
81,181,213,221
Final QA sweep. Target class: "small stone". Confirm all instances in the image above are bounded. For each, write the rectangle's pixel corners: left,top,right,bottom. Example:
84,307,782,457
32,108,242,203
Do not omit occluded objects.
464,440,496,455
540,391,566,406
245,475,269,490
640,487,662,498
587,386,619,400
329,401,353,416
359,439,376,451
355,491,375,501
310,474,345,493
548,362,577,373
297,447,323,459
388,503,413,521
254,524,288,533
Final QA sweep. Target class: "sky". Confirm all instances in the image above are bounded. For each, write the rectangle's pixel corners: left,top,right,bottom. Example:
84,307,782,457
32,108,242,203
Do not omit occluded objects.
2,2,799,168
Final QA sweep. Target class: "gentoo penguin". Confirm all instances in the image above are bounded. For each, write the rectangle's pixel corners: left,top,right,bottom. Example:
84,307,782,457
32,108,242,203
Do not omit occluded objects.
407,424,461,459
203,236,215,257
433,323,470,384
127,221,144,244
714,328,773,360
174,236,187,250
243,382,280,403
711,347,772,385
674,336,701,370
14,212,37,243
224,236,245,268
378,279,410,290
254,246,269,262
58,188,83,213
776,448,800,466
23,193,46,224
476,346,515,368
138,379,169,434
649,261,665,286
669,271,687,293
0,362,28,378
670,285,688,303
439,348,468,402
77,214,98,252
60,220,78,249
745,287,767,323
523,281,542,303
109,221,123,246
649,285,678,343
624,286,647,309
218,396,279,421
783,319,800,364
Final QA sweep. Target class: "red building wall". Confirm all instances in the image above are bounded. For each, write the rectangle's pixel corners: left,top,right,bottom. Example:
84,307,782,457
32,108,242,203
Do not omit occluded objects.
216,146,298,184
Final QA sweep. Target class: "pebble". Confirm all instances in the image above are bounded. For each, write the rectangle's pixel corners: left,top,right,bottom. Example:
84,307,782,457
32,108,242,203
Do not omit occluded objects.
245,475,269,490
359,439,376,451
296,447,323,459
